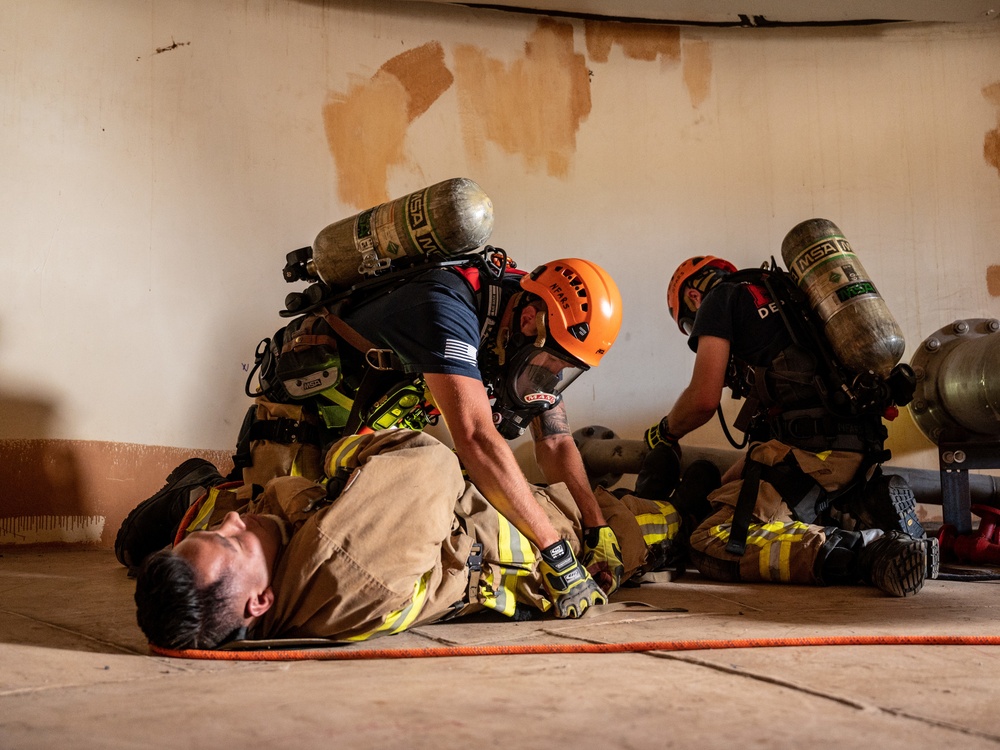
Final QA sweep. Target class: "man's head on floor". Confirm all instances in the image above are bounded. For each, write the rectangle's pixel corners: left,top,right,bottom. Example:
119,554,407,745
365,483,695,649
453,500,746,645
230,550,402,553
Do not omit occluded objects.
133,512,282,649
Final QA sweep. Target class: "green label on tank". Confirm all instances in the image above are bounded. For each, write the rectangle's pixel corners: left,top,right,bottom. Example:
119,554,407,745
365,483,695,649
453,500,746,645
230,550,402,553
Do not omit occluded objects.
836,281,877,302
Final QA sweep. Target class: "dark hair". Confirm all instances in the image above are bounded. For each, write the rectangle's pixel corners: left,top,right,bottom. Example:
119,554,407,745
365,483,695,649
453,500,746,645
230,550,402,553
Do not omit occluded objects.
134,549,243,650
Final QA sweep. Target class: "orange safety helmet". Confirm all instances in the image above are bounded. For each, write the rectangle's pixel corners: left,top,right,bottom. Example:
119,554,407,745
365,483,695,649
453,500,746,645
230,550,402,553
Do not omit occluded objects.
520,258,623,368
667,256,737,334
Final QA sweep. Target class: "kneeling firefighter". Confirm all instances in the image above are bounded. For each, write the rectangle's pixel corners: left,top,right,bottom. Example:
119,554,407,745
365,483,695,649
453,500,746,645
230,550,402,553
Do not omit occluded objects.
638,218,938,597
118,179,629,619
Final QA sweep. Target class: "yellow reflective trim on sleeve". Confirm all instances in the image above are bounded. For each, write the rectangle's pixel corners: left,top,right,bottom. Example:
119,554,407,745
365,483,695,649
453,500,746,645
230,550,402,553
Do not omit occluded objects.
343,569,433,642
184,490,218,534
325,433,367,477
815,450,832,461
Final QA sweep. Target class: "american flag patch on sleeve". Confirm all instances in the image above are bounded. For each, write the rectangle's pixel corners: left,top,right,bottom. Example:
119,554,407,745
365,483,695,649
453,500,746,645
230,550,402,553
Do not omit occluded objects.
443,339,478,366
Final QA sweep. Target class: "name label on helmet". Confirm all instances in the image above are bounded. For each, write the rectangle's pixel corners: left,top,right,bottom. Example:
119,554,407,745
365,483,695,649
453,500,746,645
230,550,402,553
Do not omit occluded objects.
548,282,571,309
524,392,557,405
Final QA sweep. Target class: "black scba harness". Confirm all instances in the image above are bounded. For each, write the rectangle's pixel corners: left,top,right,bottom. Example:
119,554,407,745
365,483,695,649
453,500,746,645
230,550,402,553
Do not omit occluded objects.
235,247,545,467
718,260,917,555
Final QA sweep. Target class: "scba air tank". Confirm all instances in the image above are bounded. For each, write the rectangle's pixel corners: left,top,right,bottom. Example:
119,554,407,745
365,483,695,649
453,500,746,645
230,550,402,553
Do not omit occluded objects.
303,178,494,289
781,218,905,379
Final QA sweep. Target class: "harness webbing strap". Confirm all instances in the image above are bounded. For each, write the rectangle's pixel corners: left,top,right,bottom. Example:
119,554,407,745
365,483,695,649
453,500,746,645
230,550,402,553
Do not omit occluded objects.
726,459,762,556
322,312,403,371
248,417,323,446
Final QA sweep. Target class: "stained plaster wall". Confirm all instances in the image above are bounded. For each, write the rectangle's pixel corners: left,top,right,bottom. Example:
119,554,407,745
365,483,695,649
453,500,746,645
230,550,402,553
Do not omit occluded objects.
2,0,999,545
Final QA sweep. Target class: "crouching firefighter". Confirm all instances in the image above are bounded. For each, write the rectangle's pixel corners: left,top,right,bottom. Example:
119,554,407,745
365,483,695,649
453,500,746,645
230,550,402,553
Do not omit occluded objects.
639,224,939,597
119,240,628,618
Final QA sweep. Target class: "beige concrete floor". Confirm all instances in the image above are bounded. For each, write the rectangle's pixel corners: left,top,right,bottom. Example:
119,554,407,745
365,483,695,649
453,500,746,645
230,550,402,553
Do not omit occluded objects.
1,548,999,750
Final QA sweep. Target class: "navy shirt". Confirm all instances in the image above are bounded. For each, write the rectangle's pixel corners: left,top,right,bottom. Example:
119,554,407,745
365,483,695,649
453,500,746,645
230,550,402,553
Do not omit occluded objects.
340,268,483,381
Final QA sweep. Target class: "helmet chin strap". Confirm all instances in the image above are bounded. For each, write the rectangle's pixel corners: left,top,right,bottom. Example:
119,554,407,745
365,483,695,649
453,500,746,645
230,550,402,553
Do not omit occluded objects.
491,291,523,366
532,308,548,348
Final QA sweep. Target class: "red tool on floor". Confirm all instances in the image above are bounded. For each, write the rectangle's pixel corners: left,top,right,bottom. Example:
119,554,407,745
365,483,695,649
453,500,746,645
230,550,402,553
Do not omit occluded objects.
938,504,1000,565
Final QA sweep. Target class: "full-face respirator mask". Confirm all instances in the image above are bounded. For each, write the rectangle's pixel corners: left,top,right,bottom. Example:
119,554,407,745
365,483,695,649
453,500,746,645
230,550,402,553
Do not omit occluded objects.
481,300,587,439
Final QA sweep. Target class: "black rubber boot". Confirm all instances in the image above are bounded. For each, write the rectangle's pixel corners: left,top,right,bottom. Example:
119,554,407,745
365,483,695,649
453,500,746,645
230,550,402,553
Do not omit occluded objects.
114,458,224,573
854,470,925,538
857,530,931,597
633,443,682,500
672,460,721,526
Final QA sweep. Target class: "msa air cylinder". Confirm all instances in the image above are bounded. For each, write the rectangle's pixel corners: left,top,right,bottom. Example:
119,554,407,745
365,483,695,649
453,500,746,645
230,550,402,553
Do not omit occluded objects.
781,218,905,378
288,178,494,289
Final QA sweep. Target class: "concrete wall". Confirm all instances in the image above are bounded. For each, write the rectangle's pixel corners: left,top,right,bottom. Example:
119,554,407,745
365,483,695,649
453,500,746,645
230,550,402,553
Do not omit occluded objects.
2,0,999,546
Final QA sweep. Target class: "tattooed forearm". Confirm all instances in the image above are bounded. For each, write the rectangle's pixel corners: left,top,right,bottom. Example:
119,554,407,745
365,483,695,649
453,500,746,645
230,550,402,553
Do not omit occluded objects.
530,404,570,439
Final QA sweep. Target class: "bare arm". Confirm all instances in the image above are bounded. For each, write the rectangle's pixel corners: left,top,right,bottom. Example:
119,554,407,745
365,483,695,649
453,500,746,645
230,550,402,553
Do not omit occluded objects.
666,334,731,438
530,402,607,529
424,372,560,549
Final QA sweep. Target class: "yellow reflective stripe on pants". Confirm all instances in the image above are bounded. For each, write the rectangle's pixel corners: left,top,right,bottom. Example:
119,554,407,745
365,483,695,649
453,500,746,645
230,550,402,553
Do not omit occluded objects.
481,511,537,617
344,569,433,642
637,501,681,547
706,519,812,582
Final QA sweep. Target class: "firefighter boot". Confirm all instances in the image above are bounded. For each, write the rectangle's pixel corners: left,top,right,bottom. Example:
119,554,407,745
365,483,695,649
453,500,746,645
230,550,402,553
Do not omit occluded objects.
114,458,224,573
672,460,721,527
857,530,932,597
633,442,682,501
854,470,925,539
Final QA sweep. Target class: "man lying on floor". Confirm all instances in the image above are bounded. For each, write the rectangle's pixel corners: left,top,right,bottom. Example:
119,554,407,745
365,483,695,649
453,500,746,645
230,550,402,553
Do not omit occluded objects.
130,429,698,650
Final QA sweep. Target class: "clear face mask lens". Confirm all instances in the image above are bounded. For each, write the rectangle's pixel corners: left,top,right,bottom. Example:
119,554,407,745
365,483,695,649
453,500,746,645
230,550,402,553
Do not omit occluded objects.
512,349,584,405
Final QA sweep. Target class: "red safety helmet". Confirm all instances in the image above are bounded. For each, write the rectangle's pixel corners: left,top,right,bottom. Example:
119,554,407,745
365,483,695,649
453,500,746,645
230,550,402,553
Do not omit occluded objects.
667,256,736,334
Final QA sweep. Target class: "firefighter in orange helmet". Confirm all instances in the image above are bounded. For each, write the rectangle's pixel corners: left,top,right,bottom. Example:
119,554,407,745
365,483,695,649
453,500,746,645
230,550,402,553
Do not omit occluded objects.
637,255,936,598
338,253,627,614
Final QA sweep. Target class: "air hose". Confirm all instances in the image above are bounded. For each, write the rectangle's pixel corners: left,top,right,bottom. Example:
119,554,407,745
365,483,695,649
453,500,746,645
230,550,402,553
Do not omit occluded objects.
150,634,1000,661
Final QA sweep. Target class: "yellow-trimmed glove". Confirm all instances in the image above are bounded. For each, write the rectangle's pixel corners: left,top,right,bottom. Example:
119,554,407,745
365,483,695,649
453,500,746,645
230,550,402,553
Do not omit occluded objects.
644,416,682,458
540,539,607,618
582,525,625,595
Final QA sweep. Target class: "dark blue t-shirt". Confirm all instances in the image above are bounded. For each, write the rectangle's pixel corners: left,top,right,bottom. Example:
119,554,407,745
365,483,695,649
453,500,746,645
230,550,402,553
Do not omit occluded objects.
339,268,483,381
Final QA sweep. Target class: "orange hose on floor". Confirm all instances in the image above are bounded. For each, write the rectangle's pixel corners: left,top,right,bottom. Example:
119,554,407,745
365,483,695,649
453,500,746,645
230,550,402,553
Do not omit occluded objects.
149,634,1000,661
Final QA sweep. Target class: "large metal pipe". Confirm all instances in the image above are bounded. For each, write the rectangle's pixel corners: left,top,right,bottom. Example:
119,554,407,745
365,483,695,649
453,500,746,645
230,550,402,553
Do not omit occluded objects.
909,318,1000,443
573,425,1000,508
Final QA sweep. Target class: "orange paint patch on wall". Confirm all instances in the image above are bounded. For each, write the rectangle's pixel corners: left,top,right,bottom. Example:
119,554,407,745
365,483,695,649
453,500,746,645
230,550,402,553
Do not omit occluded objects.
987,265,1000,297
323,42,454,209
378,42,454,122
454,19,591,178
681,38,712,109
583,20,681,65
983,81,1000,176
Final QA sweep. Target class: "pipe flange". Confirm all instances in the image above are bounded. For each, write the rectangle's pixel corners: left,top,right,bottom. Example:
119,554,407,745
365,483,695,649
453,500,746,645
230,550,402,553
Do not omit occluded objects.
909,318,1000,444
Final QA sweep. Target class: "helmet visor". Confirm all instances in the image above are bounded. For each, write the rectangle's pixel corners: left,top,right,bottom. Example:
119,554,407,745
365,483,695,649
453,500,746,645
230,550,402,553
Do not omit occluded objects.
508,347,586,408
